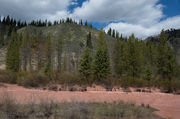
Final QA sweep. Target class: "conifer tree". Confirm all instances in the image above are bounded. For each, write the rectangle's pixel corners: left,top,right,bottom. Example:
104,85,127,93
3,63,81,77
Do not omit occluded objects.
6,32,21,72
80,19,83,26
112,29,115,38
79,47,92,81
86,32,93,49
156,30,176,80
144,63,153,81
107,28,112,36
85,20,88,26
93,29,111,80
116,31,119,39
113,37,125,76
124,34,143,78
166,46,176,80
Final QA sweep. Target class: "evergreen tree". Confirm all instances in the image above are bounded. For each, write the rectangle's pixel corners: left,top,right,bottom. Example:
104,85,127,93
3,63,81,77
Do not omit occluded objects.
80,19,83,26
107,28,112,36
156,29,176,80
112,29,115,38
113,37,125,76
166,46,176,80
79,47,93,81
124,34,143,78
86,32,93,49
48,21,52,26
116,31,119,39
6,32,21,72
85,20,88,26
93,29,111,80
144,63,153,81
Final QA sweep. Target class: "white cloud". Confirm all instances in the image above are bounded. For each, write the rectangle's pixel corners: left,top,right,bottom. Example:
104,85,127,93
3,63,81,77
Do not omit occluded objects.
105,16,180,39
0,0,70,21
0,0,179,38
70,0,180,39
72,0,164,26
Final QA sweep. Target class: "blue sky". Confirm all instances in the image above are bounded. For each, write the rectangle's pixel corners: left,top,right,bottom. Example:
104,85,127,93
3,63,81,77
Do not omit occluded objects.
0,0,179,38
160,0,180,18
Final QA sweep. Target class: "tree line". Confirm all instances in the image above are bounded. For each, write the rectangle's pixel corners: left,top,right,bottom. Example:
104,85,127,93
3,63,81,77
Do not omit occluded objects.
4,26,180,91
0,15,93,28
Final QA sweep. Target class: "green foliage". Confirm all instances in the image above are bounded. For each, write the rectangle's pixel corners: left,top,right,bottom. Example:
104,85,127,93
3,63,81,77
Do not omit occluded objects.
124,34,143,78
6,32,21,72
113,37,125,76
79,47,93,81
107,28,112,36
85,20,88,26
17,72,49,87
157,30,176,80
93,30,111,80
144,64,153,81
86,32,93,49
112,29,115,38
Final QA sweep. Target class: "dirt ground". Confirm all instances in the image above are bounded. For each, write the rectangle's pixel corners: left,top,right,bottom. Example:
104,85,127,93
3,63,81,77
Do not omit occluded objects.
0,83,180,119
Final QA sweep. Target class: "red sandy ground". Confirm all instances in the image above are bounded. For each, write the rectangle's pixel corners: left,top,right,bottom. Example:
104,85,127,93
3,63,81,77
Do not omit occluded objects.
0,83,180,119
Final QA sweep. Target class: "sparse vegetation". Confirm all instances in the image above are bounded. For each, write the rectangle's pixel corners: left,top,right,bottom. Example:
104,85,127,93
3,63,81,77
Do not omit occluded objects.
0,93,162,119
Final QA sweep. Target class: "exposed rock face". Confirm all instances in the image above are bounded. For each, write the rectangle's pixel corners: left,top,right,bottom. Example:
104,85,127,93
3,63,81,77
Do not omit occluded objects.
0,47,6,70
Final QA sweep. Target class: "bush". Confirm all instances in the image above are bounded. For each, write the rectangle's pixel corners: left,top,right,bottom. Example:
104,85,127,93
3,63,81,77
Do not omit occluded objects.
55,73,81,85
0,70,18,84
17,72,49,87
119,77,147,88
62,102,91,119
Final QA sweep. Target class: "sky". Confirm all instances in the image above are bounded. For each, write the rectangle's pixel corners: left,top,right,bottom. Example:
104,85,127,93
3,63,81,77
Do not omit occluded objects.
0,0,179,39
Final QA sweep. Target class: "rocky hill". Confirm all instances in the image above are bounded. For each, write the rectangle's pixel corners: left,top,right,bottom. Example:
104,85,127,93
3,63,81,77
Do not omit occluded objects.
16,23,115,72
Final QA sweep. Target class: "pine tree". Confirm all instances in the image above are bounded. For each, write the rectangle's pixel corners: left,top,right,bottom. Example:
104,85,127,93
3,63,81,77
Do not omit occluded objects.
116,31,119,39
113,37,125,77
79,47,93,81
124,34,143,78
112,29,115,38
166,46,176,80
85,20,88,26
6,32,21,72
107,28,112,36
93,29,111,80
156,29,176,80
144,63,153,81
80,19,83,26
86,32,93,49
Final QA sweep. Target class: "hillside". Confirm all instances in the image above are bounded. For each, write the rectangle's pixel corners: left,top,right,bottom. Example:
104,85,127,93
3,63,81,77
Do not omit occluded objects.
146,29,180,64
4,23,115,72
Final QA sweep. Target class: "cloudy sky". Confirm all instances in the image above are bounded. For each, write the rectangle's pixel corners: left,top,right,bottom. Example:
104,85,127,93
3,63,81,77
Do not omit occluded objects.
0,0,179,39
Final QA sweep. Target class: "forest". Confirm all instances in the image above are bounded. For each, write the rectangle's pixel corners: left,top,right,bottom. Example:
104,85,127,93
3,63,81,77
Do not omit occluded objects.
0,16,180,93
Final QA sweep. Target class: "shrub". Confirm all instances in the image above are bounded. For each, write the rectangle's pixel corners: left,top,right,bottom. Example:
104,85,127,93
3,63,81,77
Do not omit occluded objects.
17,72,49,87
61,102,91,119
0,70,18,84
